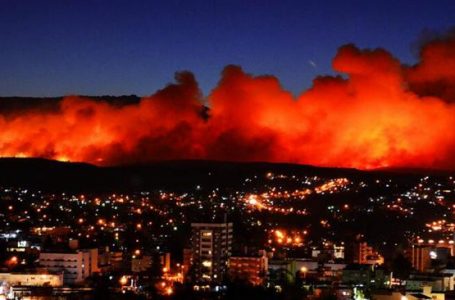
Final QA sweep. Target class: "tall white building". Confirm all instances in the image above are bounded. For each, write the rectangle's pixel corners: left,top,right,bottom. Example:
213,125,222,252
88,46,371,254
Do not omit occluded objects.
190,222,233,284
39,249,99,284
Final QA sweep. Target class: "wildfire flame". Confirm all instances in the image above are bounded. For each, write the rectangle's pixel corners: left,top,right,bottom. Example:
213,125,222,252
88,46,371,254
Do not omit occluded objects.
1,32,455,170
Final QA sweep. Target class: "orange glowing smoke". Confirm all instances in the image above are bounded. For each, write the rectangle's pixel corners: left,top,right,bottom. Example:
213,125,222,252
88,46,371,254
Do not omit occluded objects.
1,33,455,170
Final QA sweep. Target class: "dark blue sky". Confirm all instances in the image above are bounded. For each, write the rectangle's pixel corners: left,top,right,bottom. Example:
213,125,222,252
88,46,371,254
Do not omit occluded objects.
0,0,454,97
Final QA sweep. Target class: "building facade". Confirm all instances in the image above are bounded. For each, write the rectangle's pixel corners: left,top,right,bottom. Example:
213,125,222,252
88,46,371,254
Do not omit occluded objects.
39,249,99,284
228,253,268,285
0,273,63,287
190,222,233,284
412,244,432,272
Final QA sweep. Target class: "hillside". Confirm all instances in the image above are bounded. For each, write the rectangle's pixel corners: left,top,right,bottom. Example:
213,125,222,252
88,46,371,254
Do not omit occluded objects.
0,157,446,192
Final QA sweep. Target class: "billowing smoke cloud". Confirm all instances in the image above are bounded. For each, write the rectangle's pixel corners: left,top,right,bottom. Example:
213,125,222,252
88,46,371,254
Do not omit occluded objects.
405,30,455,102
1,33,455,170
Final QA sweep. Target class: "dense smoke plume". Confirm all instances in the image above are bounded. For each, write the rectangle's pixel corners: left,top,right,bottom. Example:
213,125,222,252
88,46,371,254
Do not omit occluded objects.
1,33,455,170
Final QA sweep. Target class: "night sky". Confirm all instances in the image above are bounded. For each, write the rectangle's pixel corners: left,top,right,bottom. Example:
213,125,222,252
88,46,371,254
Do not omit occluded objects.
1,0,454,97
